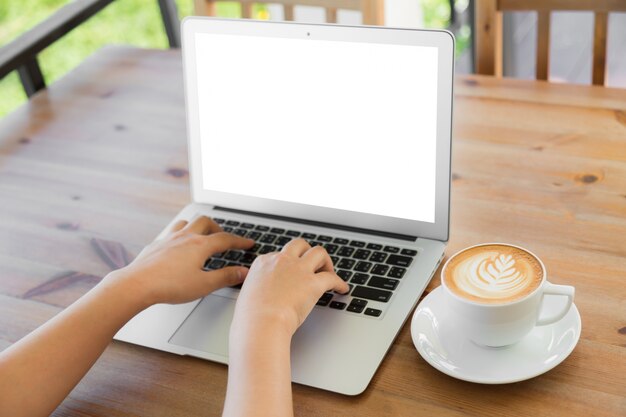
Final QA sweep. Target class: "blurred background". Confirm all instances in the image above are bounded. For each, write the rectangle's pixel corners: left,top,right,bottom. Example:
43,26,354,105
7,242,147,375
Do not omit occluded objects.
0,0,624,118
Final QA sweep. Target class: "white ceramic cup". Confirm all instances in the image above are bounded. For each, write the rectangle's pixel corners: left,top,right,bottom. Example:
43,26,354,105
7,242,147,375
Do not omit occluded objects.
440,243,575,347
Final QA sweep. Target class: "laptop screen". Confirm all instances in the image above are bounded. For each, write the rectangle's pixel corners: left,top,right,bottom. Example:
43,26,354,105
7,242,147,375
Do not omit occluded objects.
194,33,439,224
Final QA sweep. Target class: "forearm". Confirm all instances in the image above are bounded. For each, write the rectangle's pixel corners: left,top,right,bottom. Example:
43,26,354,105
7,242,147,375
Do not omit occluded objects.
223,318,294,417
0,270,148,417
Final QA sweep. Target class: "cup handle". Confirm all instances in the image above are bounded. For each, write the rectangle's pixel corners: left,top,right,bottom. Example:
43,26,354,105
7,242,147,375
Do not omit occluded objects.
536,282,575,326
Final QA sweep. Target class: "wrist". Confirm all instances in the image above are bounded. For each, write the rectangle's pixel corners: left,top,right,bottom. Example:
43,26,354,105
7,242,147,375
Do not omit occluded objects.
230,309,295,347
98,268,155,313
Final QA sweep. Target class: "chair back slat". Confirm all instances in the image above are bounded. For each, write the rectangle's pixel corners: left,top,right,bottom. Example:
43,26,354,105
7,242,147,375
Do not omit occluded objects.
193,0,382,25
283,4,295,20
535,10,550,81
241,2,254,18
592,11,608,86
475,0,501,76
475,0,625,86
326,7,338,23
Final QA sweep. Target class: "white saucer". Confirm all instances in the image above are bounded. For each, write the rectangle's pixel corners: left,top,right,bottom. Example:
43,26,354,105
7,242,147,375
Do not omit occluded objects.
411,286,581,384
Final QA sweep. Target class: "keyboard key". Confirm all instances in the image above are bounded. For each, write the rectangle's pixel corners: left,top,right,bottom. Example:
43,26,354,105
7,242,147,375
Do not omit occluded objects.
233,228,247,237
337,258,356,269
350,240,366,248
330,256,339,265
240,252,257,264
351,273,369,285
401,248,418,256
353,249,371,260
366,243,382,250
241,223,255,229
364,308,382,317
323,243,338,255
318,235,332,242
226,262,241,267
259,245,276,254
386,254,413,267
246,231,262,240
302,232,316,239
368,276,399,290
329,301,347,310
370,252,388,263
226,220,240,226
223,226,233,233
352,286,393,302
270,227,285,234
337,270,352,281
213,218,225,224
350,298,367,307
333,237,349,245
317,293,333,306
310,241,324,247
347,303,366,313
251,243,261,253
384,245,400,253
354,261,372,273
224,251,242,261
255,225,270,231
286,230,301,237
388,267,407,279
371,264,389,275
207,259,226,269
276,236,291,246
260,234,277,244
337,246,355,257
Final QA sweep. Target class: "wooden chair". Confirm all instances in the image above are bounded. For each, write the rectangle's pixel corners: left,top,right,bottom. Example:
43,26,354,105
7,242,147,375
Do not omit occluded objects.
475,0,626,85
194,0,384,26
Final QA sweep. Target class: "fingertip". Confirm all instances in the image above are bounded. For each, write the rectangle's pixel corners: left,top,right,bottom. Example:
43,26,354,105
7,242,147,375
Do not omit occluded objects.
238,266,249,280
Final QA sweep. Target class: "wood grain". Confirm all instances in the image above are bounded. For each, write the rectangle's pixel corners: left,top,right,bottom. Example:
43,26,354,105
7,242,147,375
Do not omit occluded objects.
0,46,625,416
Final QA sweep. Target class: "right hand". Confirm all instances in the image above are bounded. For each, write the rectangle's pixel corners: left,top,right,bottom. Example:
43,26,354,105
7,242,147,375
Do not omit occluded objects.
232,238,349,336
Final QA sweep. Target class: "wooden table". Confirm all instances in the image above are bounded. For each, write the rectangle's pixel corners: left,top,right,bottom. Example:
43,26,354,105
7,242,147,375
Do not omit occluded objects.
1,46,625,417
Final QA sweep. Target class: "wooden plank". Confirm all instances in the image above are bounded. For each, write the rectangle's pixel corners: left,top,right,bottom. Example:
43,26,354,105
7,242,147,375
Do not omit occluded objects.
283,4,294,20
498,0,626,12
194,0,217,16
535,10,551,81
1,47,625,417
361,0,385,25
241,2,254,18
592,11,608,86
475,0,502,76
455,75,626,110
270,0,361,10
325,7,337,23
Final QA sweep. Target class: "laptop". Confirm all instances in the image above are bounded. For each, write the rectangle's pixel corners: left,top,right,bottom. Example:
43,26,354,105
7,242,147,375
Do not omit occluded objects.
115,17,454,396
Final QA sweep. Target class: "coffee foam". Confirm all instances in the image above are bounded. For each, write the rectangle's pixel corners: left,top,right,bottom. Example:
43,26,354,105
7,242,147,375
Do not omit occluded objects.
444,245,544,304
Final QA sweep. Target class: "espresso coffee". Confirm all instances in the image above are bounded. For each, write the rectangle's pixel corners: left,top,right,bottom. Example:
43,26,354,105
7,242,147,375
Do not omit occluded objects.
443,244,544,304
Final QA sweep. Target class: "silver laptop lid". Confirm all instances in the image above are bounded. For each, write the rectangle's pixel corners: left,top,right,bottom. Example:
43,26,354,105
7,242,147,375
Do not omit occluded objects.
181,18,454,242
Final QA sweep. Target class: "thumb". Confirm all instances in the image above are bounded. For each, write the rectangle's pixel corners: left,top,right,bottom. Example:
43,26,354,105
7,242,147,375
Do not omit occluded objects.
204,266,249,289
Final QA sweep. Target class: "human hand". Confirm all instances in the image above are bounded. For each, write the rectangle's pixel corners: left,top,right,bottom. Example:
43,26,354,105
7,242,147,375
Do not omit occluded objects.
232,238,349,337
109,216,254,307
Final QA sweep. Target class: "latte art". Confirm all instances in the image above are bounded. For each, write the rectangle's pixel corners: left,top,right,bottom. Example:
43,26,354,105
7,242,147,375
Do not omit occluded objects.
444,244,544,304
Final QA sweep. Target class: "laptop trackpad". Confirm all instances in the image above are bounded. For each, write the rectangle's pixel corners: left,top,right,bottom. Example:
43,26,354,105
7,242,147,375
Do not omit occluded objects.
168,294,235,357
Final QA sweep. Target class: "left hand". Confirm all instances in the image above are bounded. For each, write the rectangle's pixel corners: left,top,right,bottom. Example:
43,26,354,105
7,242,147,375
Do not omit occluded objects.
110,215,254,306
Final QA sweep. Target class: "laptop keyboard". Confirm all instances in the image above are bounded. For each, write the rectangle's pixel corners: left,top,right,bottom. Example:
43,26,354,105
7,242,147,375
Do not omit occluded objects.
203,217,418,318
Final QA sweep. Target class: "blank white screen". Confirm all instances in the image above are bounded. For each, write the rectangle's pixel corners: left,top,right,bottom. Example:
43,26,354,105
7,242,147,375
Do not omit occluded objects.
195,33,438,223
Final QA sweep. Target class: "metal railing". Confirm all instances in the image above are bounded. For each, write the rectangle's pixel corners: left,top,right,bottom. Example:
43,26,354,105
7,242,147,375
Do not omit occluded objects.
0,0,180,97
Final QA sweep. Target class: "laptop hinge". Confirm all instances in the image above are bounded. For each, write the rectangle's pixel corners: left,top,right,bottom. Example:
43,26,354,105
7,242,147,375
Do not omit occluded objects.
213,206,418,242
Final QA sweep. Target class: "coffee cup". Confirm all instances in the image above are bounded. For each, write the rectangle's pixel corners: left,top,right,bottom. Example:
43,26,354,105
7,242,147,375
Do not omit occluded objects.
441,243,575,347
